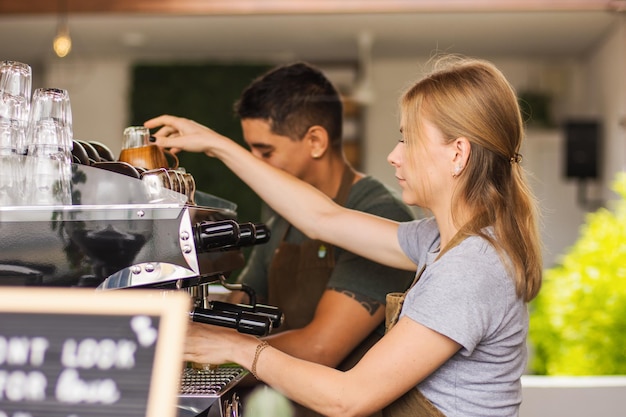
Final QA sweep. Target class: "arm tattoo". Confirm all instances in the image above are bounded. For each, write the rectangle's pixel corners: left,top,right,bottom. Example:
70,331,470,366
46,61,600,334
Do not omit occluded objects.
328,287,383,316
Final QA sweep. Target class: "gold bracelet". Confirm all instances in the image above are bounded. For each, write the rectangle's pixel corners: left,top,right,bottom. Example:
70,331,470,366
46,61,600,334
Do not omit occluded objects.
250,340,270,380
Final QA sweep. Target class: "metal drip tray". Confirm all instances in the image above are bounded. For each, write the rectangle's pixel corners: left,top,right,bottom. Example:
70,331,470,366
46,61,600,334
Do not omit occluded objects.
180,365,247,395
177,365,248,417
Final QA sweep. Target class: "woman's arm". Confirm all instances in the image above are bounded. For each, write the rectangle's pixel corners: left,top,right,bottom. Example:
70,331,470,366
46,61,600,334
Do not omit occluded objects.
145,115,415,271
185,317,460,417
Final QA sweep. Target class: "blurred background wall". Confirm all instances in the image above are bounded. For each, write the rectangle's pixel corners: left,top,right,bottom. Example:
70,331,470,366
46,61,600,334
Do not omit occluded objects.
0,0,624,269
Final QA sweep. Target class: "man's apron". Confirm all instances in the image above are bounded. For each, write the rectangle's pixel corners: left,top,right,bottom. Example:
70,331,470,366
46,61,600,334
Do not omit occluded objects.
266,167,380,417
382,266,446,417
267,165,354,334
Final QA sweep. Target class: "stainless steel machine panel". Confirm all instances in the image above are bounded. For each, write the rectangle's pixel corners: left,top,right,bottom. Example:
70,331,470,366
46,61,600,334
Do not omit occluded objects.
0,164,244,289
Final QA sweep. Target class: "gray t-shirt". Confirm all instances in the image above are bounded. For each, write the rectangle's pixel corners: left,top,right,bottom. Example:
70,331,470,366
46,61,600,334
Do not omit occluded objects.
398,218,527,417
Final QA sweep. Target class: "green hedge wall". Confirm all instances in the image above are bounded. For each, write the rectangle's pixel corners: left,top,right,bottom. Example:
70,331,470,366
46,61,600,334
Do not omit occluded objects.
129,62,272,224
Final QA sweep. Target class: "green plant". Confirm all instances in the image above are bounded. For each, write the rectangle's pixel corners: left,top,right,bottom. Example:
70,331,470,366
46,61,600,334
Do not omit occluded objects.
529,172,626,375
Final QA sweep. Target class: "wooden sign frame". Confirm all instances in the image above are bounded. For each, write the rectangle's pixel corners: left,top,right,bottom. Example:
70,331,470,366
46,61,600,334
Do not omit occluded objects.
0,287,191,417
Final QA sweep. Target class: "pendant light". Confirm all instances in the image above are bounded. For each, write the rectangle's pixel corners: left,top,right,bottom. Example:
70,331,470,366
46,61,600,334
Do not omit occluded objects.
52,0,72,58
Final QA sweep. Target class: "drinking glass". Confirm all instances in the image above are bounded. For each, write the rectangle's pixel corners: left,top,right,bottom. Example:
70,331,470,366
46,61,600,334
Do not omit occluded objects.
0,60,31,154
0,108,21,155
23,156,72,206
119,126,179,170
0,150,22,205
0,116,24,205
0,61,32,205
23,88,73,206
122,126,150,149
25,87,73,158
0,123,22,205
0,61,32,104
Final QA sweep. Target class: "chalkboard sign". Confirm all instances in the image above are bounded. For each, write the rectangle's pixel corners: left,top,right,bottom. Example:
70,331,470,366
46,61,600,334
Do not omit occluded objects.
0,288,190,417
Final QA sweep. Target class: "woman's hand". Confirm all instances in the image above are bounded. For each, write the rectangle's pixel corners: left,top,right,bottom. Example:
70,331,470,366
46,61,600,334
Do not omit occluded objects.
144,114,231,157
183,321,258,365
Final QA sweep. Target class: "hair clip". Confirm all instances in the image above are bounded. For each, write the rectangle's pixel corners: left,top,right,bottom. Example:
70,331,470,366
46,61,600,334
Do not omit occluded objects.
510,153,522,164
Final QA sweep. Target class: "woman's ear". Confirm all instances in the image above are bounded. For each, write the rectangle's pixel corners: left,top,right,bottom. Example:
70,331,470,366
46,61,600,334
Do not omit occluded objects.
450,136,471,177
453,136,471,167
305,125,329,159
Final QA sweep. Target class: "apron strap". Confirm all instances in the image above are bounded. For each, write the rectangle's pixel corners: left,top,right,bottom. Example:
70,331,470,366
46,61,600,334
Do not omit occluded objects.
334,165,356,206
385,264,426,334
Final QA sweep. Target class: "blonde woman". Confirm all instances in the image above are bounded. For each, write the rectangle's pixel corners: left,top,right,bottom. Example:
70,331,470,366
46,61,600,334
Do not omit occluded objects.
145,56,542,417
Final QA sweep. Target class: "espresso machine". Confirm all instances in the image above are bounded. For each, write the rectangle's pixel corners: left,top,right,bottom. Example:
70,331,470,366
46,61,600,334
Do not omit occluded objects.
0,161,282,417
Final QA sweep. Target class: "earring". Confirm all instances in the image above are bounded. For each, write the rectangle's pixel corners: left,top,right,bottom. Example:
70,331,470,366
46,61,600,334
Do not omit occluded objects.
453,164,462,177
312,153,321,159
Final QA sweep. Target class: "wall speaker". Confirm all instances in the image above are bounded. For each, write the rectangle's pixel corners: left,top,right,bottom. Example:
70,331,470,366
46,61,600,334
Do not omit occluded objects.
564,120,601,179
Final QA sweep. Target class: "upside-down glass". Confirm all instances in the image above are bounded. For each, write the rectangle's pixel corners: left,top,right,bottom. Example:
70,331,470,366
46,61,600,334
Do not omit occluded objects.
119,126,179,170
0,60,31,155
0,116,23,205
23,88,73,205
0,140,22,206
0,62,32,205
25,88,72,156
122,126,150,149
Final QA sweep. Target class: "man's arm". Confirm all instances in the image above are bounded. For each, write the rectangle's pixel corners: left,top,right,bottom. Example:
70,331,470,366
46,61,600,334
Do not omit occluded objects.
263,288,384,367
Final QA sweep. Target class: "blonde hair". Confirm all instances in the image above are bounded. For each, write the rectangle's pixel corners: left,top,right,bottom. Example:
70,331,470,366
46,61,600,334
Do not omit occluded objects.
402,56,542,302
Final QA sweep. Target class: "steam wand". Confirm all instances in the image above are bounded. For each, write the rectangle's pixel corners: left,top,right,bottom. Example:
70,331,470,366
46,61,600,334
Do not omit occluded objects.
218,274,256,306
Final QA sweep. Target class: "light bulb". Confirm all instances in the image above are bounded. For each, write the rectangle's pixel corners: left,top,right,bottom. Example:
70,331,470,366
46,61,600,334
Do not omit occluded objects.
53,28,72,58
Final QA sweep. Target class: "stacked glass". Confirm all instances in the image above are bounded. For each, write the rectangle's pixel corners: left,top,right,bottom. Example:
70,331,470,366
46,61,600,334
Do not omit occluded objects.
0,61,31,205
23,87,74,205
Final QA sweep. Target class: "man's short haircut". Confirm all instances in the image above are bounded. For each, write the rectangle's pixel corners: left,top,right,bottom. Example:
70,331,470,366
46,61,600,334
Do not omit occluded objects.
234,62,343,149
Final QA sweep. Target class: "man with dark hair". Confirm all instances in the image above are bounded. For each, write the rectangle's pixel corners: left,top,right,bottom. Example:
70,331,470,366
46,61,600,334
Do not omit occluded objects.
230,62,415,416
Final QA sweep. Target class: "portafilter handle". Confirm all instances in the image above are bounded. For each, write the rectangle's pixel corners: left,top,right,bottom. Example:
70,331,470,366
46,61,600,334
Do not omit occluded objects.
193,219,239,251
190,306,272,336
193,220,271,252
209,300,284,329
237,222,271,246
